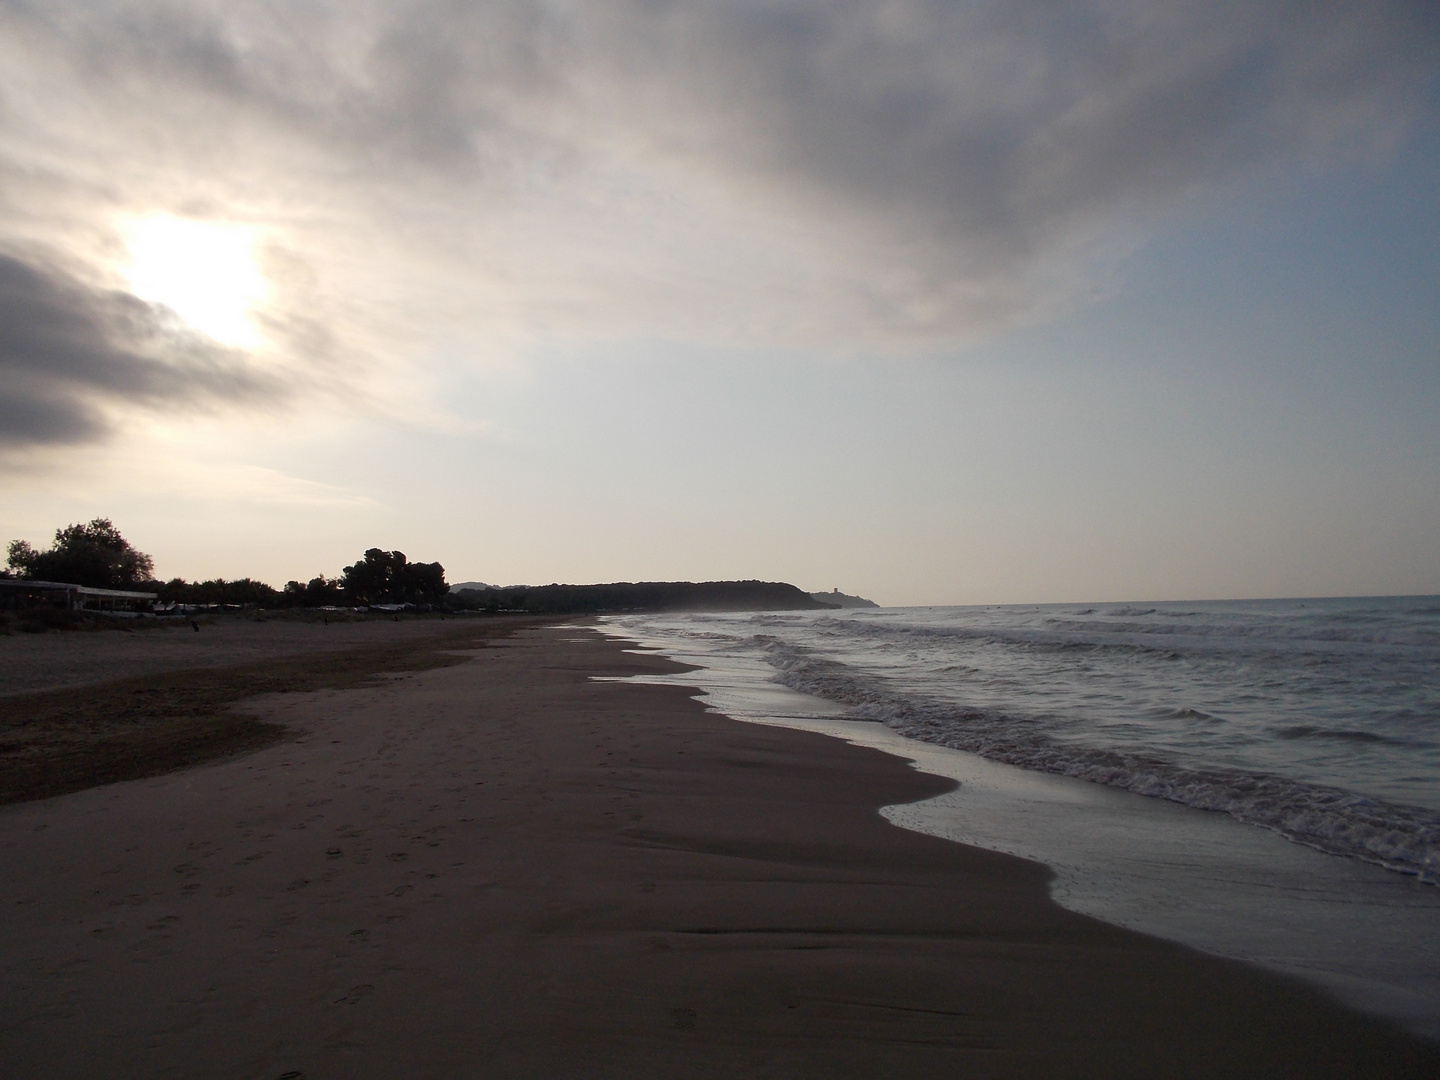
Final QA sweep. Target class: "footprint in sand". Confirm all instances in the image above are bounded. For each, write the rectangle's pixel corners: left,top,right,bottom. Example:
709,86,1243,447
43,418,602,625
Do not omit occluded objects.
334,984,375,1005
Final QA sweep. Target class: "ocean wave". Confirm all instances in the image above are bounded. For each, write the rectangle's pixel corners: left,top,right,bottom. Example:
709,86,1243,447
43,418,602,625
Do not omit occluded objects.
1273,725,1412,746
790,610,1436,654
764,642,1440,884
1159,706,1225,723
795,615,1197,660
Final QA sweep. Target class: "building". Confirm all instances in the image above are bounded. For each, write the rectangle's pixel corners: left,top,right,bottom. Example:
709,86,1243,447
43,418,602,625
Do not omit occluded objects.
0,579,158,614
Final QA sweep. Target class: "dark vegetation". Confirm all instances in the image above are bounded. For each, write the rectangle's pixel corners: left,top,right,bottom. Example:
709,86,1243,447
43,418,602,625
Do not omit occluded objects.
5,519,826,619
173,549,448,608
329,546,448,606
457,580,829,614
5,521,449,610
6,519,154,588
808,588,878,609
0,620,531,805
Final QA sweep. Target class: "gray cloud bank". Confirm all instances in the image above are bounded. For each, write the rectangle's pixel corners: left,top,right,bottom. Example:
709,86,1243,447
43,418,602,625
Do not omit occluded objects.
0,0,1435,444
0,253,277,446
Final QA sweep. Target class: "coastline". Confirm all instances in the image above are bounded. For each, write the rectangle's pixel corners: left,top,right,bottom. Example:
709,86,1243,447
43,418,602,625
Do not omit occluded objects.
594,612,1440,1038
1,623,1435,1077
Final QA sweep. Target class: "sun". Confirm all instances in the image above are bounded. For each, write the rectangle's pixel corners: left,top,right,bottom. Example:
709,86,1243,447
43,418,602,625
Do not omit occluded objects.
124,215,268,348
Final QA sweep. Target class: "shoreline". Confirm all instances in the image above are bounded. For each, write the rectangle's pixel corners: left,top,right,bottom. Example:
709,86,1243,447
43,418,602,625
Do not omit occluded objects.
593,615,1440,1039
1,623,1436,1076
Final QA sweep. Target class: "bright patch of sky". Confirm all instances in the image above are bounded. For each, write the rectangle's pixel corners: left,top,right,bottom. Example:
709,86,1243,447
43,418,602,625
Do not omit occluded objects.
125,217,268,348
1,1,1436,603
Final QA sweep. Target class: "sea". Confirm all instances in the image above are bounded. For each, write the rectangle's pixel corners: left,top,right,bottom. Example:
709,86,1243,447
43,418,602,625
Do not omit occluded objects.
596,596,1440,1038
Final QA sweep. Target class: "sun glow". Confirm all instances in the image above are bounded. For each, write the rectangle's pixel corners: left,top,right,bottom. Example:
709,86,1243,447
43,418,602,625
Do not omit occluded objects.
124,216,268,347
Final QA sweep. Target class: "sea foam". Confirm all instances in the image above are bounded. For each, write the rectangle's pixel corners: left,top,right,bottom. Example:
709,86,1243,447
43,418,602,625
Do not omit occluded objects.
613,597,1440,883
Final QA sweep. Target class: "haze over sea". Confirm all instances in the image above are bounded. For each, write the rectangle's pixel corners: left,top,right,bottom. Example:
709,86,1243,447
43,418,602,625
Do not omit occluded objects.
602,595,1440,1036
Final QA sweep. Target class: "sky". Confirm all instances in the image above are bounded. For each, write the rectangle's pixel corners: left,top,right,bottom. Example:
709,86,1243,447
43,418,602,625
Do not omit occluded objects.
1,0,1437,606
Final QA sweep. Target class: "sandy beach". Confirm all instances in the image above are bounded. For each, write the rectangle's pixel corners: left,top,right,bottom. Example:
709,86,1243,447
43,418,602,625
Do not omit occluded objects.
1,620,1436,1078
0,613,489,700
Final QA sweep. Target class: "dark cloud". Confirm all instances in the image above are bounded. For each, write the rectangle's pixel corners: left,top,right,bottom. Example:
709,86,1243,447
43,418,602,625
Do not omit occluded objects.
1,1,1436,340
579,1,1438,274
0,253,279,447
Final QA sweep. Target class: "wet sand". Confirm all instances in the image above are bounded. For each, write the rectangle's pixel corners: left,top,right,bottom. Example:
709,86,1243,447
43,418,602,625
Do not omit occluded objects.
0,624,1436,1078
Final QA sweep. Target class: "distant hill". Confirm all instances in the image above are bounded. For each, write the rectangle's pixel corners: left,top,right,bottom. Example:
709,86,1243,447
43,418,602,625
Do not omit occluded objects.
450,580,829,613
809,589,880,609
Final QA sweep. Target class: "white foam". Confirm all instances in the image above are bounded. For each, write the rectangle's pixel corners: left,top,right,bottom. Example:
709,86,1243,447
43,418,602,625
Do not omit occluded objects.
593,616,1440,1040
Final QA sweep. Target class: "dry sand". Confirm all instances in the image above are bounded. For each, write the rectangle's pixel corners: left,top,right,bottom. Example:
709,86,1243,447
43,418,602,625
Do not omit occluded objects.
0,613,481,699
0,623,1436,1078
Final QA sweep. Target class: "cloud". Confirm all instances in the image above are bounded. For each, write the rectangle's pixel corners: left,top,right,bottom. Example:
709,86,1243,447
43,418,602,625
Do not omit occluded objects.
0,0,1434,358
0,252,280,447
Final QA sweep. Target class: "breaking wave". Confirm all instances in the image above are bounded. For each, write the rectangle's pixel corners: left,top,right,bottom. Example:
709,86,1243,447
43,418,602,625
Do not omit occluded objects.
766,640,1440,883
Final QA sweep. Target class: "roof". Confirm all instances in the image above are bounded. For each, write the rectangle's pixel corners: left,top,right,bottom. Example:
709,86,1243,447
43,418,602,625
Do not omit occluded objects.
0,579,158,600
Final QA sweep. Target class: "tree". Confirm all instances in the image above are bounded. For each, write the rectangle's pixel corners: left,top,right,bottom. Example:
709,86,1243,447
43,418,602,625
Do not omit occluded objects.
340,548,448,605
157,577,282,607
283,575,346,607
6,518,155,588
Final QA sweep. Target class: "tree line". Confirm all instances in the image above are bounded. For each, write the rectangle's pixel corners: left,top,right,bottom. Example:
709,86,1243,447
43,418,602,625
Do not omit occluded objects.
6,519,830,615
485,580,827,613
5,519,449,608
